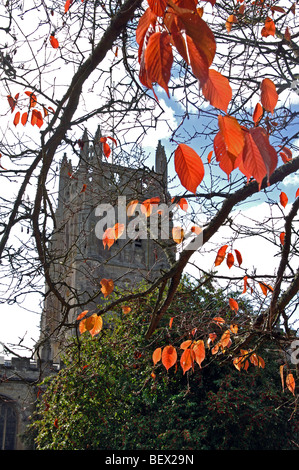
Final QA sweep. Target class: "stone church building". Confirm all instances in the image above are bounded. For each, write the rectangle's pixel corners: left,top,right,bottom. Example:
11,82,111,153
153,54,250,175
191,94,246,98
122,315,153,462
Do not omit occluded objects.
0,129,171,449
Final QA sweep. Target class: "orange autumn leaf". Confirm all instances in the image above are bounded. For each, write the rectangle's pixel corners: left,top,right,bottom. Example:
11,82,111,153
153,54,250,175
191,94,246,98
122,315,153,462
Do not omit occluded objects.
226,252,234,269
234,249,242,266
13,111,20,126
171,197,188,212
180,348,194,374
242,275,248,294
79,313,103,337
147,0,167,17
229,297,239,311
126,200,139,217
259,282,273,296
213,130,241,178
284,27,291,42
230,324,238,334
279,232,285,245
202,69,232,112
31,109,43,128
21,112,28,125
192,340,205,367
207,150,213,163
141,197,160,217
7,95,17,113
191,225,202,235
212,316,225,327
102,227,116,249
260,78,278,114
76,310,88,321
114,222,125,240
241,127,278,186
100,278,114,297
169,317,174,329
162,345,177,371
296,188,299,198
261,17,275,37
214,244,228,266
152,347,162,366
50,35,59,49
286,373,295,396
122,306,131,314
80,183,87,193
64,0,73,13
180,340,193,350
144,31,173,98
279,191,288,208
172,226,184,244
250,353,265,368
219,329,231,349
225,14,237,33
253,102,263,126
217,114,245,159
25,91,37,108
174,143,205,194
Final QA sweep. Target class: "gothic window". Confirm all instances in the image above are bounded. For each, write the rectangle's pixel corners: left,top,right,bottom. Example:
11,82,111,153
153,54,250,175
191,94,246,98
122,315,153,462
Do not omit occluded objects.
0,398,17,450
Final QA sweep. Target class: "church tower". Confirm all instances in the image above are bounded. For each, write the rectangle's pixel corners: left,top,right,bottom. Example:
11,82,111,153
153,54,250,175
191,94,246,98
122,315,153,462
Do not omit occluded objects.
38,129,172,363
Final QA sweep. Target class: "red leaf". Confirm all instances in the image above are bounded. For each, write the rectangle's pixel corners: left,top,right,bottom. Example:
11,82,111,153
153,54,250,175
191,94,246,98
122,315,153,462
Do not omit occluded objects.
284,27,291,42
13,112,20,126
234,249,242,266
165,14,189,64
173,7,216,68
280,191,288,208
213,131,241,178
241,127,277,186
225,14,237,32
50,35,59,49
64,0,73,13
25,91,37,108
192,340,205,367
136,8,157,47
229,298,239,311
279,232,285,245
100,278,114,298
202,69,232,112
260,78,278,114
214,244,228,266
226,252,234,269
286,373,295,396
7,95,17,113
296,188,299,198
218,115,245,159
144,31,173,97
174,143,205,194
242,275,248,294
186,35,209,87
152,347,162,365
180,348,194,374
253,102,263,125
21,112,28,125
207,150,213,163
31,109,43,128
259,282,269,296
261,17,276,37
147,0,168,16
162,345,177,371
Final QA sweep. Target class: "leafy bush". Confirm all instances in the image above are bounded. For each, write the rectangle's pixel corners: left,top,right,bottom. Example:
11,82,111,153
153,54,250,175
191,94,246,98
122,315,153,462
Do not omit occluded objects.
29,280,298,450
